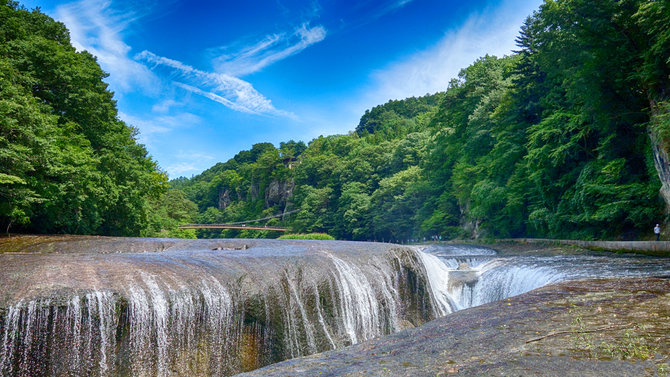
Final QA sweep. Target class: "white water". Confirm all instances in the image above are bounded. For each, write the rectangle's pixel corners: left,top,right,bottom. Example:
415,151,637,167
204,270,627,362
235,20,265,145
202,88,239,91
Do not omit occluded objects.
416,244,670,317
417,252,458,316
418,246,572,316
0,246,414,376
326,253,382,344
1,242,667,376
285,271,317,354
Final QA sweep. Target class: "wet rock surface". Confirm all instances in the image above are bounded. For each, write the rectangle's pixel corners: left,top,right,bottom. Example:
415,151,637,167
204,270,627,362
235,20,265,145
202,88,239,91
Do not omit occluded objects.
0,236,407,305
239,277,670,376
0,236,436,376
0,234,254,255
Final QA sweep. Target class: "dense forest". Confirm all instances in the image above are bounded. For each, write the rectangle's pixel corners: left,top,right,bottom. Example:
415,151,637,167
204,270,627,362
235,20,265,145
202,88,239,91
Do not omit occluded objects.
0,1,168,235
1,0,668,241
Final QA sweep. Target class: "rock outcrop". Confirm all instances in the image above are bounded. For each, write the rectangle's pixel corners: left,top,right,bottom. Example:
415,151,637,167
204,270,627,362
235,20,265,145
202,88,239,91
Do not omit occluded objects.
241,277,670,376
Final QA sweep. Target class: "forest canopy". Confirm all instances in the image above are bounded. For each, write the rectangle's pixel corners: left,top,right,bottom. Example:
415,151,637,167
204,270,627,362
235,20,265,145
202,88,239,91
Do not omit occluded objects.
0,1,168,235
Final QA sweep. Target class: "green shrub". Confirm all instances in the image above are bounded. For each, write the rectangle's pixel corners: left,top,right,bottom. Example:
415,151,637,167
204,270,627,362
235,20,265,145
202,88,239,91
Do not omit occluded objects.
278,233,335,240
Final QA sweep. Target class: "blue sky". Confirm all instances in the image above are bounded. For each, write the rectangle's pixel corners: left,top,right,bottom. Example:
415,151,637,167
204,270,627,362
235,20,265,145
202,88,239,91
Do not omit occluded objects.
23,0,543,178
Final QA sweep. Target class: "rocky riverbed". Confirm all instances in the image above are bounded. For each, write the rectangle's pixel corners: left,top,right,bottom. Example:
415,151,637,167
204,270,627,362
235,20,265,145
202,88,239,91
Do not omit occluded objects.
240,277,669,376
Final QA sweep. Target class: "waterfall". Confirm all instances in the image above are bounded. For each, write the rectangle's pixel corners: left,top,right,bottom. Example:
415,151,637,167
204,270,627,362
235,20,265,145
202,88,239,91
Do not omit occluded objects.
415,244,669,316
326,253,382,344
2,238,665,376
416,251,458,316
416,245,570,316
0,239,434,376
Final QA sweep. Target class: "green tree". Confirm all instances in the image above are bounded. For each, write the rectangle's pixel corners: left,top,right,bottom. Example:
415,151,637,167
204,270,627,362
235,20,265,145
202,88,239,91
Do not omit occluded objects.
0,2,167,235
337,182,372,240
370,166,426,242
516,0,664,238
292,186,333,233
145,189,198,238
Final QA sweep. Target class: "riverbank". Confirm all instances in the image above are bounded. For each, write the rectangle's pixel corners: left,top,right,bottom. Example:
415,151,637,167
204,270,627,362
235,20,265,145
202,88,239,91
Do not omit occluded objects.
239,277,670,376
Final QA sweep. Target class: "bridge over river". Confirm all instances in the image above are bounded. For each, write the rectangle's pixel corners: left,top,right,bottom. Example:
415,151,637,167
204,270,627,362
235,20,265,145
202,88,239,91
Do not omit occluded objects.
178,224,288,231
178,209,301,232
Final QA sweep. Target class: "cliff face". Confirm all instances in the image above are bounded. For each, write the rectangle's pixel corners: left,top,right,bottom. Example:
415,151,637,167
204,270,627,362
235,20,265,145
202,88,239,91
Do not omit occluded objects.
265,179,295,208
649,99,670,213
218,189,231,209
214,178,294,212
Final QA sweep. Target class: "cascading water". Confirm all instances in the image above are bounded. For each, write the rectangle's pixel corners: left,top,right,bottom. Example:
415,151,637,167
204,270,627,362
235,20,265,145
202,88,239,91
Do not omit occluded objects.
417,244,670,316
0,238,433,377
326,253,382,344
1,237,667,376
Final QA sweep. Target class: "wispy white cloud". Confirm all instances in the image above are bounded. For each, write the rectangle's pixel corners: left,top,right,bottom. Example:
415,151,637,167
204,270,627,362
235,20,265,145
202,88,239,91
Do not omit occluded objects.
166,152,216,177
55,0,320,119
387,0,415,12
341,0,417,30
54,0,158,94
173,82,254,114
119,111,202,145
211,23,327,77
363,0,542,107
175,151,215,161
120,111,214,178
165,162,203,177
151,99,182,113
137,50,295,117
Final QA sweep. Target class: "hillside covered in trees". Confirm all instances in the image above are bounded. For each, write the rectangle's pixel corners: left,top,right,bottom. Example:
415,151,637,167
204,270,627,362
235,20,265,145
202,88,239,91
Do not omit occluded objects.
1,0,668,241
171,0,669,242
0,1,168,235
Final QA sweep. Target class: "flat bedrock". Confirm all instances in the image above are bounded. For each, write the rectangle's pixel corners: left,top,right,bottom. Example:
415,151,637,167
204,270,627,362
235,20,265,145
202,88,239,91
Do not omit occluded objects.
240,277,670,377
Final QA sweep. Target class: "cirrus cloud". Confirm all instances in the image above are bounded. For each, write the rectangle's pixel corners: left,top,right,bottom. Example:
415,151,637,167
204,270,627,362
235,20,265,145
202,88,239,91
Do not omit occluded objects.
211,23,327,77
137,50,295,117
366,0,542,104
54,0,159,95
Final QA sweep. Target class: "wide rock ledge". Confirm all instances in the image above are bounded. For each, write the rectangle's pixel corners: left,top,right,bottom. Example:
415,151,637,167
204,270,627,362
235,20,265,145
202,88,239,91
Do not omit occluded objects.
239,277,670,377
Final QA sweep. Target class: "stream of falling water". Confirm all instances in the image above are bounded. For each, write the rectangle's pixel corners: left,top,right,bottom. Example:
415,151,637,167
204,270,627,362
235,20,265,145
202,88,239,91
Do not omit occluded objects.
0,245,417,376
1,242,668,376
417,244,670,316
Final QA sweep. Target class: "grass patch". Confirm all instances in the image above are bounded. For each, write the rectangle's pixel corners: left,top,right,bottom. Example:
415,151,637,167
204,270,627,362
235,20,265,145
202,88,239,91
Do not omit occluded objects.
567,309,658,362
278,233,336,240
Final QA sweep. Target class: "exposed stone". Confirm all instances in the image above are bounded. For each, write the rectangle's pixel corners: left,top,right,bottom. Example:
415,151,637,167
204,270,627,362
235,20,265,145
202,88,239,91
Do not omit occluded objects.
240,277,670,376
457,263,471,270
265,180,295,207
648,102,670,213
218,189,231,209
448,269,478,286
